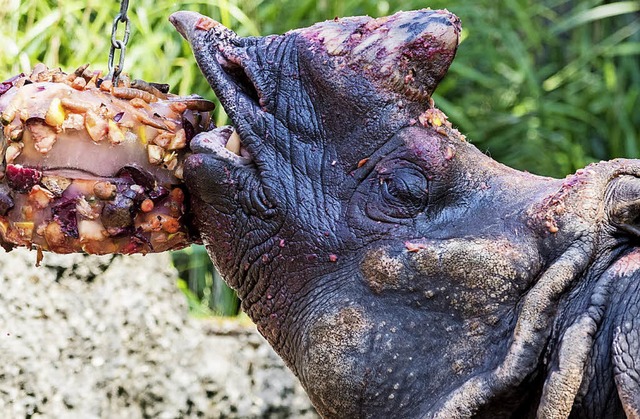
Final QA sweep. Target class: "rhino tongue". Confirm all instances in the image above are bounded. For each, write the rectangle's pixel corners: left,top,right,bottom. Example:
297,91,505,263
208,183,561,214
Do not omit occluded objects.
297,9,461,101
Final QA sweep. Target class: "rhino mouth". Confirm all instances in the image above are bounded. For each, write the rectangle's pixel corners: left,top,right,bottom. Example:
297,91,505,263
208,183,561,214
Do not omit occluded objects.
170,12,264,166
189,125,253,164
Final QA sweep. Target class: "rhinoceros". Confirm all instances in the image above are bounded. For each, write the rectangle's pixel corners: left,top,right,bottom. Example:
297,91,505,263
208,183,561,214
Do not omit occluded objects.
170,9,640,418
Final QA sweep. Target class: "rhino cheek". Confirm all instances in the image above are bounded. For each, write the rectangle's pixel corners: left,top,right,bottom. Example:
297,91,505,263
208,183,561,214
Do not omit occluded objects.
360,238,540,320
415,239,539,318
360,247,409,294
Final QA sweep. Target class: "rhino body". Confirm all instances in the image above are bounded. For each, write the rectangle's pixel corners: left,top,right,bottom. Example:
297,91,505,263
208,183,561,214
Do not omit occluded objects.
170,9,640,417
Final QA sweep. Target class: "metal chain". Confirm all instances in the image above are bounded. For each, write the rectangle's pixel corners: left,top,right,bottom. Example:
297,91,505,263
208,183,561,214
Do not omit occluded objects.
106,0,131,84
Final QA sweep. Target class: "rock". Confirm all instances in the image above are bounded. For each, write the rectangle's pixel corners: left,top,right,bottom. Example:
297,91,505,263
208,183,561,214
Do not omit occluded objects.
0,248,317,418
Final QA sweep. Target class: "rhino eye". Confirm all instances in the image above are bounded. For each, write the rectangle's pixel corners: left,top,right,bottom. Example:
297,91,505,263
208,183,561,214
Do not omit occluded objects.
376,166,429,219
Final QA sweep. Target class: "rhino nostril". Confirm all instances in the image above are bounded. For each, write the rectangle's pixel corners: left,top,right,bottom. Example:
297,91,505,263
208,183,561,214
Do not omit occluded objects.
235,68,260,103
218,57,260,104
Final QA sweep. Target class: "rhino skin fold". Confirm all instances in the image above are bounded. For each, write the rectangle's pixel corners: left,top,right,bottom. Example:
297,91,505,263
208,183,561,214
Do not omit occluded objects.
0,65,214,254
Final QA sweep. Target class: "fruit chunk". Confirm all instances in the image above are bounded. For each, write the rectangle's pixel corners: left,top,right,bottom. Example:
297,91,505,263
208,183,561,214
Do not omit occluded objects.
44,97,66,127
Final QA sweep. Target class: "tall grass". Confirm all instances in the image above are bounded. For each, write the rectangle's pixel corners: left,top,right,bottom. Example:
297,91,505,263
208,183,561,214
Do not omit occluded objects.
173,245,240,316
434,0,640,177
2,0,638,315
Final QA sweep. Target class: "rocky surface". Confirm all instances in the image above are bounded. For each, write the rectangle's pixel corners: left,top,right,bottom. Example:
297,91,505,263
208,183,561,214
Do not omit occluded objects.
0,248,317,418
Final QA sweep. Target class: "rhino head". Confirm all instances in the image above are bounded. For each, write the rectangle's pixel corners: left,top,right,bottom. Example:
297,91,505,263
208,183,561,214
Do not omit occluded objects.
171,10,640,417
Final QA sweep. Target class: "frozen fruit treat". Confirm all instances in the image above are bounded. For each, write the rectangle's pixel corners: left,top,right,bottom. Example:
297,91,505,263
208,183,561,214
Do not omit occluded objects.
0,64,214,254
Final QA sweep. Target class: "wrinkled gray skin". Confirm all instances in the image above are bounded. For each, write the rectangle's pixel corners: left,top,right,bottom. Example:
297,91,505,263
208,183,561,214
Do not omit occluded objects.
170,9,640,418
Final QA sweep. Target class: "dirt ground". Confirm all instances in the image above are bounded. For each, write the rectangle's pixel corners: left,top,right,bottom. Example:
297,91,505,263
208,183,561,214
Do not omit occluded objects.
0,249,317,418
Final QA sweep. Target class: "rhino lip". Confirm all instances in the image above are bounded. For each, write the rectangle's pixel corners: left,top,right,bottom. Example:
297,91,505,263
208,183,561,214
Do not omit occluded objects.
190,125,253,165
212,57,259,163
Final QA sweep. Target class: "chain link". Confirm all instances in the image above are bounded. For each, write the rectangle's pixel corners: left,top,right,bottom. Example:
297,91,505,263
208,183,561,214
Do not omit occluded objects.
107,0,131,84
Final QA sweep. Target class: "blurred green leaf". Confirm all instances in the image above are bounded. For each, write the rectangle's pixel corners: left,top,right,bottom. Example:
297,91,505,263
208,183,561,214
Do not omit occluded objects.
552,1,640,34
173,245,241,317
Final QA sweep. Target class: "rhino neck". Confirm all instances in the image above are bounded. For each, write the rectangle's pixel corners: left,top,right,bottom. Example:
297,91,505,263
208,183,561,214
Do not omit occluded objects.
548,249,640,418
430,161,637,417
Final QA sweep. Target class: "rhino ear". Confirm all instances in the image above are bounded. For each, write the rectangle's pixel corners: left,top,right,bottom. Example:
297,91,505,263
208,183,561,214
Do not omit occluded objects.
609,176,640,237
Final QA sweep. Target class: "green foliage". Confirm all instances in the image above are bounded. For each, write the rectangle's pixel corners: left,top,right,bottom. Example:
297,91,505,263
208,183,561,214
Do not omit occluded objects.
429,0,640,177
173,245,240,316
2,0,638,314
